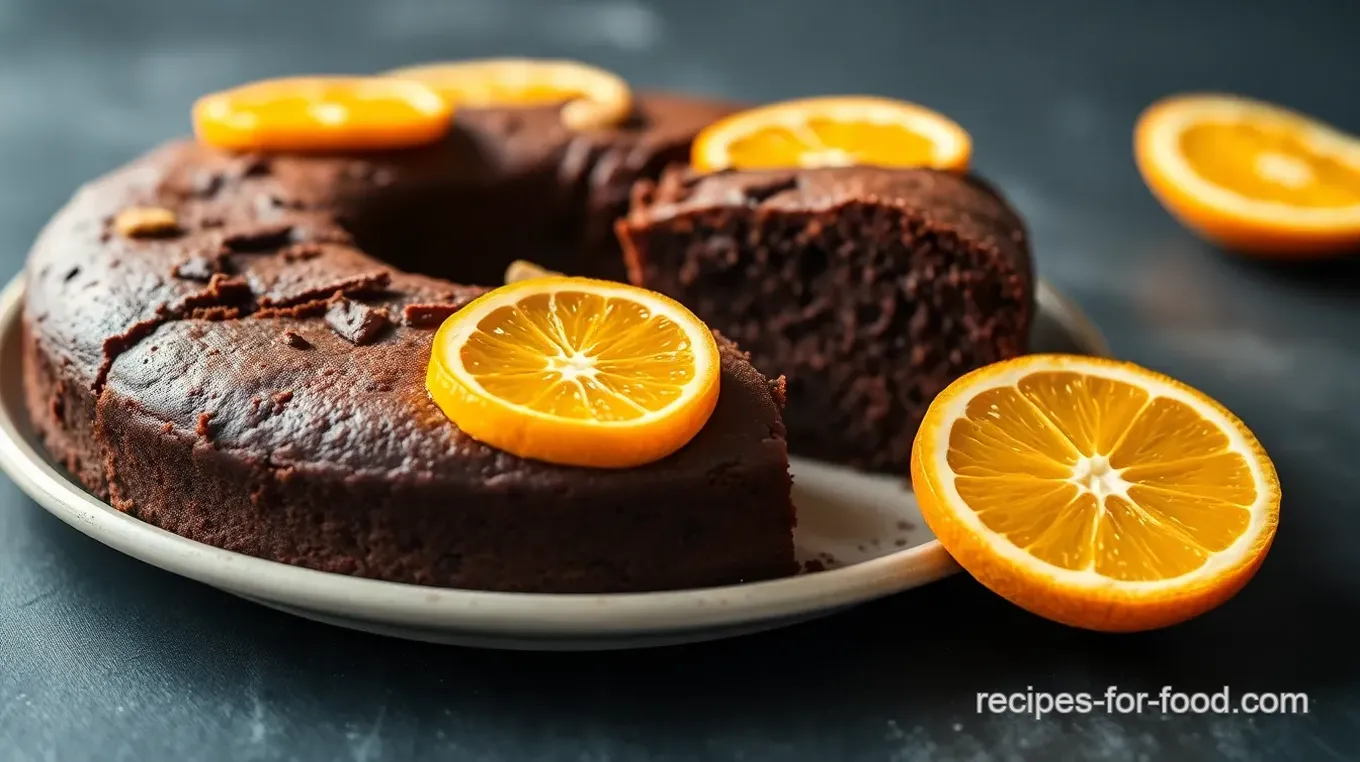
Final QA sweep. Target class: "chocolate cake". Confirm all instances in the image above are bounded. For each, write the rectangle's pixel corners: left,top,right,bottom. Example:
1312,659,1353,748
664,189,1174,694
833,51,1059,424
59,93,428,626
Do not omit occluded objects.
617,166,1035,473
23,93,801,593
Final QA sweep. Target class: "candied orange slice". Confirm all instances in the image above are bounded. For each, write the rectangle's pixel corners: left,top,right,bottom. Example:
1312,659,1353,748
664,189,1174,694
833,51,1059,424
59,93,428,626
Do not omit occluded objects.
384,58,632,130
192,76,452,152
691,96,971,173
426,277,720,468
1135,93,1360,256
911,354,1280,632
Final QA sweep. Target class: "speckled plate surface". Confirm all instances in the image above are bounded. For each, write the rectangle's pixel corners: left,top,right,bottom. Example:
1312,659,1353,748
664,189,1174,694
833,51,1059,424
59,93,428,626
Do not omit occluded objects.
0,276,1108,650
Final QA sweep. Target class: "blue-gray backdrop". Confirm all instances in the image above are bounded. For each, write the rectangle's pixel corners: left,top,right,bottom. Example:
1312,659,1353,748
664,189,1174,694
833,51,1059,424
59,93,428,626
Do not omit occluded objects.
2,1,1357,759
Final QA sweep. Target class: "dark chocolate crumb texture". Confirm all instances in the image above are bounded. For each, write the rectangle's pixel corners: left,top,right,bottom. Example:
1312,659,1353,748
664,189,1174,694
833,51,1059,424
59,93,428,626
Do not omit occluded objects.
617,166,1035,473
23,93,801,593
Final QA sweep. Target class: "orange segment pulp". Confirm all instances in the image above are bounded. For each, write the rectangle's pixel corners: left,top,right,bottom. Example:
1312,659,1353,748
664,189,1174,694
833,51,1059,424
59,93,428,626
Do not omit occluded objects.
691,96,971,173
911,354,1280,632
426,277,720,468
384,58,632,131
193,76,452,152
1135,93,1360,256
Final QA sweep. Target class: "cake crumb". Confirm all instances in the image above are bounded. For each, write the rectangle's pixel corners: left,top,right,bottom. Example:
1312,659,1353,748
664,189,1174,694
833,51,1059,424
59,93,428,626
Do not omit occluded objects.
802,559,827,573
767,375,788,407
114,206,180,239
325,295,391,345
256,300,328,320
896,520,913,531
273,390,294,405
280,330,311,349
196,412,213,438
403,301,471,327
894,538,907,547
177,273,252,309
185,305,241,321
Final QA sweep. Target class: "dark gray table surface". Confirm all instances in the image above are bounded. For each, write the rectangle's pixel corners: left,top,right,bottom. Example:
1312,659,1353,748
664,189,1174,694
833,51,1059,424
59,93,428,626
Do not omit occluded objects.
3,0,1359,759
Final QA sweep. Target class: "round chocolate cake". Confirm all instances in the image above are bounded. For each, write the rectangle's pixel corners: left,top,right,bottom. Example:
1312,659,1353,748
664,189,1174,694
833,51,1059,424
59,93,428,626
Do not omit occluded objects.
22,93,800,593
22,68,1036,592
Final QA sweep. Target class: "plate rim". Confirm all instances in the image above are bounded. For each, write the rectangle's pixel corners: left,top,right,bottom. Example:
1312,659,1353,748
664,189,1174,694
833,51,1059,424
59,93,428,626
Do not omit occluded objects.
0,275,1106,639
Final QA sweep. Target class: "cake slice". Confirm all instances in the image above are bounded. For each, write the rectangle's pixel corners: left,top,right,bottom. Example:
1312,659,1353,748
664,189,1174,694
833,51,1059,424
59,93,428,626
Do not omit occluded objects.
617,165,1036,473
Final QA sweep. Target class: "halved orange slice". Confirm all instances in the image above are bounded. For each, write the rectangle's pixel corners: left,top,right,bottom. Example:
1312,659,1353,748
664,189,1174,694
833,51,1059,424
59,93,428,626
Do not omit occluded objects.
911,354,1280,632
384,58,632,131
691,96,971,173
192,76,452,153
426,276,721,468
1135,93,1360,256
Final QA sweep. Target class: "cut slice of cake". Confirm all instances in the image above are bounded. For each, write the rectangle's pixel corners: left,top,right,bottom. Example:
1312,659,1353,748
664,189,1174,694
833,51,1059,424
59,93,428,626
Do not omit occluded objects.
617,165,1036,473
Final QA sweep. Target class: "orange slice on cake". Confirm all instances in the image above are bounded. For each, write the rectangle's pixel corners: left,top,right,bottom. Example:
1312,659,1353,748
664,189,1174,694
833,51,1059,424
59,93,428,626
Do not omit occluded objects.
384,58,632,130
192,76,452,152
426,276,720,468
1135,93,1360,256
691,96,971,173
911,354,1280,632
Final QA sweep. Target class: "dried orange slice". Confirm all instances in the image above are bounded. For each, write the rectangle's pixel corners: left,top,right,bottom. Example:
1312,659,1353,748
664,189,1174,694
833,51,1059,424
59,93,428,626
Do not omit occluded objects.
911,354,1280,632
691,96,971,173
1135,93,1360,256
426,276,720,468
384,58,632,131
193,76,452,152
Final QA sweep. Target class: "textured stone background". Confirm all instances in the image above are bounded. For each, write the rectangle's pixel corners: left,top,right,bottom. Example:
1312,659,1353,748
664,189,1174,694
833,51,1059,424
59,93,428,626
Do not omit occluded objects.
1,0,1358,759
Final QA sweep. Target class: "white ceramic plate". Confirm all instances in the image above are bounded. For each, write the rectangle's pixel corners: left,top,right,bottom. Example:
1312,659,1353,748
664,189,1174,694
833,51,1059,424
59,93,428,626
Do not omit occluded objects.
0,277,1108,650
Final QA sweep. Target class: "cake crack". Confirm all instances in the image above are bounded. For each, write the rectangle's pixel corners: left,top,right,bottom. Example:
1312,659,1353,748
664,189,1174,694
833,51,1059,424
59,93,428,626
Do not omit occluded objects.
93,273,256,397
